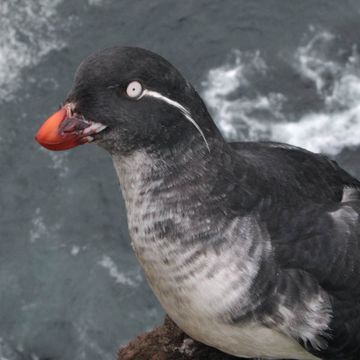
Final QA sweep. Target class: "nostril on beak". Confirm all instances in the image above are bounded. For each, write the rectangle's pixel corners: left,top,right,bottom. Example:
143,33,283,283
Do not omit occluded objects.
64,102,76,118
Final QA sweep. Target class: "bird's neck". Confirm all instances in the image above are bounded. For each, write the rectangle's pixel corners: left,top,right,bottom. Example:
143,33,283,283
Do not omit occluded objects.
111,135,262,256
111,140,272,325
112,138,233,272
112,136,233,223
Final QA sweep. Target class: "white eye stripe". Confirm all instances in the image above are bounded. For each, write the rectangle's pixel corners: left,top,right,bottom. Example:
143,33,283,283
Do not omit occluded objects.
140,89,210,152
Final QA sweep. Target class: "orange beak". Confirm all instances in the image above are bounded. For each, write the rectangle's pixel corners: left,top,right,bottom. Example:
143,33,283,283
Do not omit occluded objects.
35,106,106,151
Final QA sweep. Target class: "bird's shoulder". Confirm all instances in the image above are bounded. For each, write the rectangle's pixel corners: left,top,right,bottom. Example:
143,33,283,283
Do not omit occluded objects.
229,140,360,204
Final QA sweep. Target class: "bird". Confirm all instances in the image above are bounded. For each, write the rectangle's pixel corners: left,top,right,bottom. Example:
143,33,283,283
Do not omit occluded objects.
35,46,360,360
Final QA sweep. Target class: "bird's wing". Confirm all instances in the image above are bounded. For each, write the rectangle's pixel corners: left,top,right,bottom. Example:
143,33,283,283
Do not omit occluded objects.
229,141,360,204
272,199,360,297
229,140,360,293
229,141,360,358
267,197,360,358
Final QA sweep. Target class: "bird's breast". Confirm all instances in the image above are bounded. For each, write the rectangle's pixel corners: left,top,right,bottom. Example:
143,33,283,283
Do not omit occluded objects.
112,153,321,360
125,189,269,326
114,151,268,324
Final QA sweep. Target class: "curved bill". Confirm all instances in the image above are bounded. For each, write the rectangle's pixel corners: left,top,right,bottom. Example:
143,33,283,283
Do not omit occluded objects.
35,107,106,151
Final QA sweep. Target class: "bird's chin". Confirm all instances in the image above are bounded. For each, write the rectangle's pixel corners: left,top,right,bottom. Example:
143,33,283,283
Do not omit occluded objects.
35,104,108,151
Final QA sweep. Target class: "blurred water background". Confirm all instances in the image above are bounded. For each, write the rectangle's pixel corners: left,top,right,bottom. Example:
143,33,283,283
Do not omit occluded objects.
1,1,360,359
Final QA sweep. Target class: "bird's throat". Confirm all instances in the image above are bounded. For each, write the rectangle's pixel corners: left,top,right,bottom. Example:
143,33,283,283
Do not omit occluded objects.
111,146,267,317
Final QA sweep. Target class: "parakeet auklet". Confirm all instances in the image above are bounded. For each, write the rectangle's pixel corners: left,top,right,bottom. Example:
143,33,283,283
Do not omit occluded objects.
35,47,360,360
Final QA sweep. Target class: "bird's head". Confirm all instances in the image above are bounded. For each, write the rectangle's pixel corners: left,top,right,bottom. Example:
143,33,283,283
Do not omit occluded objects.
35,46,219,155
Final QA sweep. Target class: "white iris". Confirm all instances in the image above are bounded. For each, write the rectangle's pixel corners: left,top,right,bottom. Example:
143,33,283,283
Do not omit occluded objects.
126,81,143,98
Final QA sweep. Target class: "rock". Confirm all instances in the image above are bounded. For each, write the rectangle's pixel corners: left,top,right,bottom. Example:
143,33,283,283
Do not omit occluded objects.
118,316,243,360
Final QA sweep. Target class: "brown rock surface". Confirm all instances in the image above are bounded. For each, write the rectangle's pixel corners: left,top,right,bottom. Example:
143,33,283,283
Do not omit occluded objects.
118,316,245,360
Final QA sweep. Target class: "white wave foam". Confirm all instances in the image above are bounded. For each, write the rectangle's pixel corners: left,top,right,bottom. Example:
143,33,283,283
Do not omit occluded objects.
74,324,112,360
202,30,360,155
273,31,360,154
47,151,69,178
71,245,81,256
0,337,16,360
294,30,338,94
29,207,61,243
202,50,285,140
0,0,64,102
38,146,69,178
98,255,142,288
29,208,47,243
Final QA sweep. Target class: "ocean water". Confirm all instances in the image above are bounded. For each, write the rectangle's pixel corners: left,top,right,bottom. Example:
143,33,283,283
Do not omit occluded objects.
1,1,360,359
202,28,360,155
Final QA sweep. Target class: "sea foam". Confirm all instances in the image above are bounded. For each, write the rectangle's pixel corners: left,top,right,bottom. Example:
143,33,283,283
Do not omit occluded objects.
202,29,360,155
98,255,142,288
0,0,64,102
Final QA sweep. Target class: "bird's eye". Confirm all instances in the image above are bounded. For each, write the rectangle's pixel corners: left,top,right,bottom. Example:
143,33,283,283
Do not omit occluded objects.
126,81,143,98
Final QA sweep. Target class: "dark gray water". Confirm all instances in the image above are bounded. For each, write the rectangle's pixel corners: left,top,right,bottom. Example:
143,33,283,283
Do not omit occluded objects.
2,1,360,359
